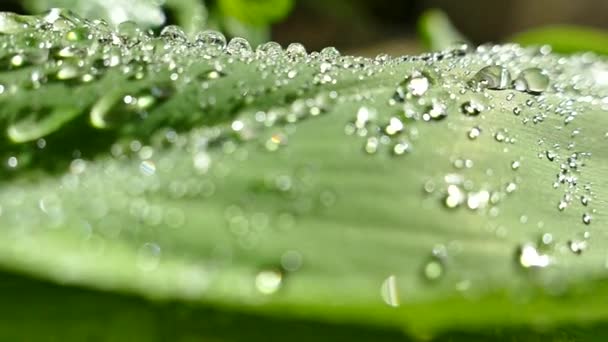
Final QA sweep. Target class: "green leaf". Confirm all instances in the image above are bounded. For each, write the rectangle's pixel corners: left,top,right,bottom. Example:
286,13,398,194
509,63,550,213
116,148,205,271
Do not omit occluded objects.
217,0,294,26
1,10,608,340
511,25,608,55
417,9,469,51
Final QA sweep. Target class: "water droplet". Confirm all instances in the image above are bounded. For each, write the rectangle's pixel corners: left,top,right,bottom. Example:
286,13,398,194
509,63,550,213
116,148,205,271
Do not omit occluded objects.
255,269,283,295
320,46,340,59
518,243,550,268
568,239,588,255
195,30,227,57
468,126,482,140
513,106,522,116
513,68,550,95
444,184,465,208
394,71,431,101
423,251,446,281
582,213,592,225
160,25,187,42
226,37,252,56
422,101,447,121
470,65,511,90
380,275,400,307
286,43,307,60
136,243,161,272
461,99,485,116
257,41,283,58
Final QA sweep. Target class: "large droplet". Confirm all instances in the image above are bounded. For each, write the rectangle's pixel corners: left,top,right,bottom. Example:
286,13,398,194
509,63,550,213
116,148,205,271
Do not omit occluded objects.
513,68,550,95
160,25,187,43
226,37,252,57
286,43,307,61
380,275,400,307
470,65,511,90
195,30,227,57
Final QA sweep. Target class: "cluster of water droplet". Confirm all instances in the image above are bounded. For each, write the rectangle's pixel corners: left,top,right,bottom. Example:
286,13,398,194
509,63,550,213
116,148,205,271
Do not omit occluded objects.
0,10,605,309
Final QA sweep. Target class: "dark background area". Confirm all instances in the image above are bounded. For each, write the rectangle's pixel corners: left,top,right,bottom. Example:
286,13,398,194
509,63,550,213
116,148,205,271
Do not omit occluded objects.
2,0,606,54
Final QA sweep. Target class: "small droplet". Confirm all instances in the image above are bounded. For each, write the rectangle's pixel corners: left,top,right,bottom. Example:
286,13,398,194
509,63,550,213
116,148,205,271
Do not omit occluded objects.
568,239,588,255
468,126,481,140
255,269,283,295
513,106,522,116
422,101,447,121
461,99,485,116
582,213,592,225
444,184,465,208
518,244,550,268
423,255,445,281
136,243,161,272
396,71,431,99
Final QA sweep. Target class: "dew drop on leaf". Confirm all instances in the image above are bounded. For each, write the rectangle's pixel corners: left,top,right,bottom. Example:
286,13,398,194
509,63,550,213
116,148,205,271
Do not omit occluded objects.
470,65,511,90
380,275,400,307
160,25,187,42
136,242,162,272
467,126,481,140
255,269,283,295
195,30,227,57
518,243,550,268
226,37,252,56
461,99,485,116
513,68,550,95
582,213,592,225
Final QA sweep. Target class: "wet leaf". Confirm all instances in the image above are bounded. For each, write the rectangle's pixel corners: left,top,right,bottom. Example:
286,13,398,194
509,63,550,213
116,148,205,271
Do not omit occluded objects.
0,10,607,341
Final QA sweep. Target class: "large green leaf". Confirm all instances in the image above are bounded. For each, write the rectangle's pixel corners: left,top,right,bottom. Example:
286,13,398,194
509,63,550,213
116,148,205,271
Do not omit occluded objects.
0,10,607,340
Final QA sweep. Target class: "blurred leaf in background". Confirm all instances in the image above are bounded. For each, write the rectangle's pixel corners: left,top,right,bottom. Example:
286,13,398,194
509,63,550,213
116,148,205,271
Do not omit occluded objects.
210,0,294,46
511,25,608,55
18,0,294,44
417,9,468,51
22,0,168,27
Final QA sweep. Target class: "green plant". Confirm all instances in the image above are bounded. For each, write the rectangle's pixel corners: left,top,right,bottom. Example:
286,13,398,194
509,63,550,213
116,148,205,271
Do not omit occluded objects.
0,6,607,342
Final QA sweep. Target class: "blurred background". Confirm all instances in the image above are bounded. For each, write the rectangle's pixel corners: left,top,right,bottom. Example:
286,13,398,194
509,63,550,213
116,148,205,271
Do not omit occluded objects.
1,0,606,55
